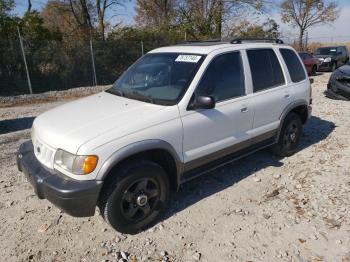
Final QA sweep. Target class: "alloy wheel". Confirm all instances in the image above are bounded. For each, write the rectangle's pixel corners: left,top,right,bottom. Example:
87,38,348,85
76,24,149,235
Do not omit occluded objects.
120,178,160,222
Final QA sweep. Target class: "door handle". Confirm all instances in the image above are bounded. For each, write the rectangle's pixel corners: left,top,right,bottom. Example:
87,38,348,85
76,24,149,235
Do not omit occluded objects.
284,94,290,99
240,107,248,113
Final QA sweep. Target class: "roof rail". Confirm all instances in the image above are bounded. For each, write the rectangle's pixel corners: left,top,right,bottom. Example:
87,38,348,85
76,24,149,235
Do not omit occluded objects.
230,38,284,44
178,38,222,44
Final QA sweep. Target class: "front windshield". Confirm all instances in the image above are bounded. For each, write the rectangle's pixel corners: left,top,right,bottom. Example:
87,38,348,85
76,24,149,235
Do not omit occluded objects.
109,53,205,105
316,47,337,56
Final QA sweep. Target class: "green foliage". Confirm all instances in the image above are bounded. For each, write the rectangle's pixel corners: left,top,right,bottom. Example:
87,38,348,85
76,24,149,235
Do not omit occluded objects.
0,0,14,16
0,0,282,96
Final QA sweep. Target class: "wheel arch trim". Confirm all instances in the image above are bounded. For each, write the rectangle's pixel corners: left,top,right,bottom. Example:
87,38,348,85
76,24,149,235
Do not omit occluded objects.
276,99,309,141
96,139,183,181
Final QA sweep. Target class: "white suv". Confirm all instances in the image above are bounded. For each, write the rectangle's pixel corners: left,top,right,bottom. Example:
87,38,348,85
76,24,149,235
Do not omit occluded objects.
17,39,312,234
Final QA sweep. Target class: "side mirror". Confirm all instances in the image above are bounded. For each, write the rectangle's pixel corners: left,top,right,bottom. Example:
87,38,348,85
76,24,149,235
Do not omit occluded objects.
188,96,215,110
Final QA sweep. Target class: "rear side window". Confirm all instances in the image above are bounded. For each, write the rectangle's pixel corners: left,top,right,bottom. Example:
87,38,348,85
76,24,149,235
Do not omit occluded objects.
247,49,285,92
196,52,245,102
280,49,306,83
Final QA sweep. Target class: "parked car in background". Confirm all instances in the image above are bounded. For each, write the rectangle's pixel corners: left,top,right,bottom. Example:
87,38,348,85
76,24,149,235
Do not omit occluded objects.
327,61,350,98
315,46,349,72
299,52,320,75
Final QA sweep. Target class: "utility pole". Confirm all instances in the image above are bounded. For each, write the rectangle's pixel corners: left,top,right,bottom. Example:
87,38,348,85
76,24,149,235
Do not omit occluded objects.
17,27,32,94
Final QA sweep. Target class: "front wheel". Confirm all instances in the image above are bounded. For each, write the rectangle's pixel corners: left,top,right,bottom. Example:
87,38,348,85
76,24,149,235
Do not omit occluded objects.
272,113,303,157
98,160,169,234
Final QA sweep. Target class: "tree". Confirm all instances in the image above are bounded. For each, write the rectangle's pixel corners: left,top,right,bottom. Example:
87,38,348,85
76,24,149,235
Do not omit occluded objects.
95,0,124,40
280,0,339,51
176,0,266,39
67,0,94,32
27,0,32,13
228,19,280,39
176,0,223,39
135,0,176,31
0,0,14,16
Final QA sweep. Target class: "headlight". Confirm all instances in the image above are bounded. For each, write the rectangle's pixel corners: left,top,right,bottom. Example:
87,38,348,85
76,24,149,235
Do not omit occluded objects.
54,149,98,175
324,57,331,63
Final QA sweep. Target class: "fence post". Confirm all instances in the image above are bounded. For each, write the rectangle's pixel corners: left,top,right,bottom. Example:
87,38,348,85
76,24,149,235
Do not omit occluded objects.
89,39,97,86
17,27,33,94
141,40,144,56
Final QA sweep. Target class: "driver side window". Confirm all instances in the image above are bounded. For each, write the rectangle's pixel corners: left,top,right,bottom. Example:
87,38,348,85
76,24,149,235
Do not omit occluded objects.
195,52,245,102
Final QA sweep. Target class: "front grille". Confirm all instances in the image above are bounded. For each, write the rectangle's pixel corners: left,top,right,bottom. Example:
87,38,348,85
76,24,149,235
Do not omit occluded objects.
319,62,330,68
33,136,55,169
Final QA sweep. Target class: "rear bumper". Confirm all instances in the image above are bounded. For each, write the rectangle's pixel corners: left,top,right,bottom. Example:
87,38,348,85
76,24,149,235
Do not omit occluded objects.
17,141,103,217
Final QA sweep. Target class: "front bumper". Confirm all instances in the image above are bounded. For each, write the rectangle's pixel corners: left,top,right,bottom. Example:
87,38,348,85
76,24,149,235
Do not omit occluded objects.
17,141,103,217
318,62,332,71
328,78,350,98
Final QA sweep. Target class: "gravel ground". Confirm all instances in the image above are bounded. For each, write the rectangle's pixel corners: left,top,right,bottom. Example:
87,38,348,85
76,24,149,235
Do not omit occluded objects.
0,72,349,262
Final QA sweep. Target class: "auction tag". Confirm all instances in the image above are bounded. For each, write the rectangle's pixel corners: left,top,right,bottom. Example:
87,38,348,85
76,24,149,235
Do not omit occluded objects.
175,55,201,63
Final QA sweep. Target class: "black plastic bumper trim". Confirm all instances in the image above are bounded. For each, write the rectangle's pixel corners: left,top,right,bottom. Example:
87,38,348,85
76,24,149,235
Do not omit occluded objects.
17,141,103,217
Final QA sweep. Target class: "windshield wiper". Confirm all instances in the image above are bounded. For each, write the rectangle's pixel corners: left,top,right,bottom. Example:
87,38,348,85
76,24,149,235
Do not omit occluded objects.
124,90,155,104
106,88,124,97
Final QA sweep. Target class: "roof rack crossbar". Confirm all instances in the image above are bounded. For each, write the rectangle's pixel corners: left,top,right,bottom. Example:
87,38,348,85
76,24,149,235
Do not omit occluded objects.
230,38,284,44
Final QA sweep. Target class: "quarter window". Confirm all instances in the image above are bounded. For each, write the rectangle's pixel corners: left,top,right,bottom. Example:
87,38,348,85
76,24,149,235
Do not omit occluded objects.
195,52,245,102
247,49,285,92
280,48,306,83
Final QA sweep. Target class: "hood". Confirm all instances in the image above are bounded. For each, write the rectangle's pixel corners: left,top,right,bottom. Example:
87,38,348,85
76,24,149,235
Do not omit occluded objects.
338,64,350,75
33,92,170,153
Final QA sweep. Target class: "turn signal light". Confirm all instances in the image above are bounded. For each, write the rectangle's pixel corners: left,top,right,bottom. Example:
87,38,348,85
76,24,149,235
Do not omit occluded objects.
82,156,98,174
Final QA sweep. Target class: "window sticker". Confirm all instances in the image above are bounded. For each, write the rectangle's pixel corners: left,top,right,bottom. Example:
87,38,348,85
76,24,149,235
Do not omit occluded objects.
175,55,202,63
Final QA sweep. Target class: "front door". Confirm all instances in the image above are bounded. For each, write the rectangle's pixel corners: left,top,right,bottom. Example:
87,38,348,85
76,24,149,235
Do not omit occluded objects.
180,51,254,167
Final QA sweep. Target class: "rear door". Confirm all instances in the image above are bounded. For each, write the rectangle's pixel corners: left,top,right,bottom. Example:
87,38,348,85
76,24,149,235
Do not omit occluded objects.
279,48,309,103
246,48,289,138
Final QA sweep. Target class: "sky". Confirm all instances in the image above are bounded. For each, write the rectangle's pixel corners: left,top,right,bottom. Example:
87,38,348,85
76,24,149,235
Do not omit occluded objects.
13,0,350,43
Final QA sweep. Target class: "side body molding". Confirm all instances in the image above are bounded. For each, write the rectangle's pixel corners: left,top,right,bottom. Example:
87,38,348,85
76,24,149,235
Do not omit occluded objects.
96,139,183,181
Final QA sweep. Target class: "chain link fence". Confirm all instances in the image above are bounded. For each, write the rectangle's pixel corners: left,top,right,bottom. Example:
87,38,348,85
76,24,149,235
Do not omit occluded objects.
2,32,350,97
0,33,165,96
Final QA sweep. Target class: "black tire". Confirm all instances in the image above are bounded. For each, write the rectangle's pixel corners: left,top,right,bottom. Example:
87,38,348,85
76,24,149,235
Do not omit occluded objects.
271,112,303,157
98,160,169,234
311,65,317,76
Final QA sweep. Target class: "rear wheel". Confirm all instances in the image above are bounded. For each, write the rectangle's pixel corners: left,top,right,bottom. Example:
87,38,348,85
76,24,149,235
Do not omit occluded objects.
272,113,303,157
98,160,169,234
